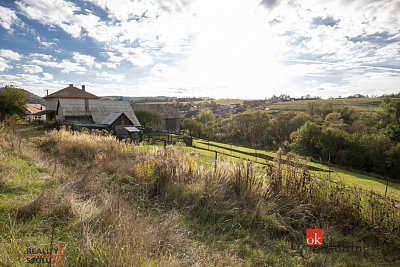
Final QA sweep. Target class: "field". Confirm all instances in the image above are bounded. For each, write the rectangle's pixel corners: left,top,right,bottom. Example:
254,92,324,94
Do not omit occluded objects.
266,97,384,112
191,138,400,201
1,124,400,266
140,97,384,113
143,99,245,105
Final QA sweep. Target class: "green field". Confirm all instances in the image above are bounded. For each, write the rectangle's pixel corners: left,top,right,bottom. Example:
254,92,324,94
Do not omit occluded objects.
190,138,400,201
141,97,386,113
266,97,385,112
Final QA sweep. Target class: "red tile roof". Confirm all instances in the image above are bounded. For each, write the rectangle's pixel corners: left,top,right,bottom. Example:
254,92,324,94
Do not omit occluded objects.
25,104,45,114
44,84,99,99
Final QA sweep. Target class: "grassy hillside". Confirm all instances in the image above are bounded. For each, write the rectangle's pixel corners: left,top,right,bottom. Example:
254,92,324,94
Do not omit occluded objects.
191,138,400,201
1,124,399,266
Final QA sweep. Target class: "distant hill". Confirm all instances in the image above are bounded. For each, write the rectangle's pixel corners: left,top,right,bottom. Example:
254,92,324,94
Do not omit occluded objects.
0,86,44,104
100,96,147,101
101,96,215,103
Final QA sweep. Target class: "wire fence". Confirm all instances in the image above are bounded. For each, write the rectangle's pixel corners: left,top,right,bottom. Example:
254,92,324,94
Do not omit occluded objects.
190,138,400,206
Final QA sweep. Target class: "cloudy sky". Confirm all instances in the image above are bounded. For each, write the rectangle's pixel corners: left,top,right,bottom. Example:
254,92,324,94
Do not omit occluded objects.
0,0,399,99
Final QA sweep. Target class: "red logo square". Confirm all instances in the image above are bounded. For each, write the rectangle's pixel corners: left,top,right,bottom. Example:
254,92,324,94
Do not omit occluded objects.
306,228,323,246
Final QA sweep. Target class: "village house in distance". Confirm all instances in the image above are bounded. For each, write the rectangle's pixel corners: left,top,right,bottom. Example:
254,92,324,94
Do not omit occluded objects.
25,103,46,122
34,84,141,139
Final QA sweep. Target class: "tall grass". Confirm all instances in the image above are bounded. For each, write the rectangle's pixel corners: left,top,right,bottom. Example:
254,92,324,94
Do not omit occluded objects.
3,126,399,266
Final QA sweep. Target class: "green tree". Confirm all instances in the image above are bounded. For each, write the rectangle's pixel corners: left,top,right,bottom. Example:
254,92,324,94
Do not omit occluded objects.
293,122,322,157
388,144,400,179
134,110,161,129
182,118,202,137
198,109,216,124
379,95,400,141
0,85,27,121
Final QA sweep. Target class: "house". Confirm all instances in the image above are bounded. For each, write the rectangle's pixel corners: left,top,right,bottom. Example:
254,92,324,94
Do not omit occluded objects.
35,84,98,121
132,103,182,133
37,84,141,139
56,98,141,138
25,104,46,122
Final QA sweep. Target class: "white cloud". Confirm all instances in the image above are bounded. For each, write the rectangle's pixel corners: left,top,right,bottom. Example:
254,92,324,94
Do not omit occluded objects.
0,49,22,60
59,60,87,73
21,65,43,74
87,0,155,22
31,59,59,68
36,36,57,48
17,0,83,37
112,46,153,67
96,71,125,81
32,58,86,73
0,6,19,31
150,63,174,77
29,53,52,60
42,72,54,80
73,52,95,67
5,0,400,98
102,62,118,69
0,58,12,72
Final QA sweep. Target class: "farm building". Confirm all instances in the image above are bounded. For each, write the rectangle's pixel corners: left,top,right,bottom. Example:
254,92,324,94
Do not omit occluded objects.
34,84,141,139
56,99,141,139
132,103,182,133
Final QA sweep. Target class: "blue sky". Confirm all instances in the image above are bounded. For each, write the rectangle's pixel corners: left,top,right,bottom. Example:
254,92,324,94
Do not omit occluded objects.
0,0,399,99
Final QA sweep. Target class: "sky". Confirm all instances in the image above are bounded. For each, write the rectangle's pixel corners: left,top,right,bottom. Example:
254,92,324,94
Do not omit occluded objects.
0,0,399,99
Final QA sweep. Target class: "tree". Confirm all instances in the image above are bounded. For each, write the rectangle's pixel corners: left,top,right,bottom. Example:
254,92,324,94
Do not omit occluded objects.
379,95,400,141
134,110,160,129
388,144,400,179
198,109,216,124
182,118,202,137
293,122,322,157
0,85,27,121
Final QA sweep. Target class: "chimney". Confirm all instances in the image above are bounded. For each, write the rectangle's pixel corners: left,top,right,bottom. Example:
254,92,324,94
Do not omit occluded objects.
82,85,85,91
69,83,73,87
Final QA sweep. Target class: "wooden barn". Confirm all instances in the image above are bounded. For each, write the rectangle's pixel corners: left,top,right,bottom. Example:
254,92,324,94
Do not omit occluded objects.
101,112,140,140
132,103,182,133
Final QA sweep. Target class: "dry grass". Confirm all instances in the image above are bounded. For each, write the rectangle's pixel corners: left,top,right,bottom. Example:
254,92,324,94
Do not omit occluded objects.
2,126,399,266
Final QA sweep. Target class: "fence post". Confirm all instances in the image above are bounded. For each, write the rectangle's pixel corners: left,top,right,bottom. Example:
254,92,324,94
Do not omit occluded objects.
385,179,389,197
214,151,218,172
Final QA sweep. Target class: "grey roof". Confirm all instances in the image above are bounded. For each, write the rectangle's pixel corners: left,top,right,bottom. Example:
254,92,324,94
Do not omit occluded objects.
124,126,141,132
57,99,141,126
101,112,133,125
132,104,182,119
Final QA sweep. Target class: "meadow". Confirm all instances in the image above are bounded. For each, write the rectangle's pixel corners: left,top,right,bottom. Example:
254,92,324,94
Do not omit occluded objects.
191,138,400,201
266,97,383,112
1,124,399,266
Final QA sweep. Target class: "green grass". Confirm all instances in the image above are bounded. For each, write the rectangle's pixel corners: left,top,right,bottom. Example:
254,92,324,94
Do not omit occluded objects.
266,97,386,112
0,153,53,265
329,167,400,199
191,138,400,201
